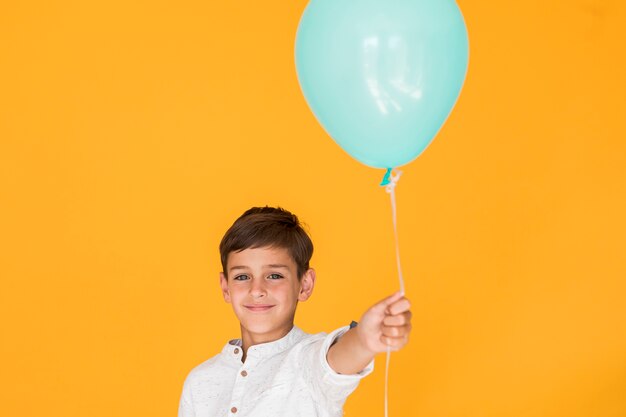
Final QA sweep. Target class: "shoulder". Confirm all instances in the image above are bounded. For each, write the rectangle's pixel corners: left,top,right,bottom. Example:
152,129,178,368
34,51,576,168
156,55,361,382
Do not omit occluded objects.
288,326,349,366
284,327,329,356
183,354,222,384
183,345,239,387
188,353,222,374
295,328,328,345
294,326,348,350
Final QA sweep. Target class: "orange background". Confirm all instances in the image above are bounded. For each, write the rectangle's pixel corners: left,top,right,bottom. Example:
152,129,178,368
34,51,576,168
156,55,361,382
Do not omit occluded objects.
1,1,625,416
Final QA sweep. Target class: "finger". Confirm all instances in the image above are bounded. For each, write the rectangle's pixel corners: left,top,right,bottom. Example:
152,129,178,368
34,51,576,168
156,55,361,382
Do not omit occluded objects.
369,291,404,314
383,311,412,326
382,323,412,338
386,297,411,315
380,334,409,349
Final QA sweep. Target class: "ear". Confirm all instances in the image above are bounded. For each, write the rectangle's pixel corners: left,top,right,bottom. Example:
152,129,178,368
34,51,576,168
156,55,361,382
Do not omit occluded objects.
220,272,231,303
298,268,316,302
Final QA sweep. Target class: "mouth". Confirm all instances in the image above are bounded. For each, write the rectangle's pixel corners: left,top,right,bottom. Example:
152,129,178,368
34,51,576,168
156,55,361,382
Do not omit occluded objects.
244,304,276,313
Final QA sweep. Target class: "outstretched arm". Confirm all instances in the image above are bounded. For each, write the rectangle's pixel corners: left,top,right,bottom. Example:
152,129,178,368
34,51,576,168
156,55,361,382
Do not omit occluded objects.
326,292,412,375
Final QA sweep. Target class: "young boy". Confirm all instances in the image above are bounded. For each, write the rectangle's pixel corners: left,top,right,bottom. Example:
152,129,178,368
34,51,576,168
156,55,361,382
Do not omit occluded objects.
178,206,412,417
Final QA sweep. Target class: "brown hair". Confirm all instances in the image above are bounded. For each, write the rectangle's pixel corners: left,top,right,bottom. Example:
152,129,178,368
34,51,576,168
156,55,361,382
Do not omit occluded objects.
219,206,314,279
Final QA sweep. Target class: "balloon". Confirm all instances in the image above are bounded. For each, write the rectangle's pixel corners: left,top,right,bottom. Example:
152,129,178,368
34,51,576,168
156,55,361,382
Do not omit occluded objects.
295,0,469,170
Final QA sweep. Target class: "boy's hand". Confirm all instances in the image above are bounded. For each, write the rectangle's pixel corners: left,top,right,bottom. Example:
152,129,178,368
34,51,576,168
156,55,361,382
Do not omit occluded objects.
326,291,412,375
356,291,412,354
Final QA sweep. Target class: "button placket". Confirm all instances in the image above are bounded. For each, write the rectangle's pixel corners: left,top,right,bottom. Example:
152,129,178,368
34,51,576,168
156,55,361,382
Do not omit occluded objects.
228,353,251,416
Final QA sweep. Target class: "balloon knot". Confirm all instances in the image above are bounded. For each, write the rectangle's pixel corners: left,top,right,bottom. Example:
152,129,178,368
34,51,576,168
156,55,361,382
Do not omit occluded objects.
380,168,393,186
381,169,402,193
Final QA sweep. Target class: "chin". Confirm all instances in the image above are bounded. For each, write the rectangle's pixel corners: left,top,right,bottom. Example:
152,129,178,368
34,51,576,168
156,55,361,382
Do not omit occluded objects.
239,317,277,333
239,315,291,336
241,319,280,335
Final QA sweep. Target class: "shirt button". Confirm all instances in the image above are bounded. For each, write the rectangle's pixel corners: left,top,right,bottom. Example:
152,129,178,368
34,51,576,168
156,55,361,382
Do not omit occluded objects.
234,348,239,354
240,370,247,377
231,406,238,413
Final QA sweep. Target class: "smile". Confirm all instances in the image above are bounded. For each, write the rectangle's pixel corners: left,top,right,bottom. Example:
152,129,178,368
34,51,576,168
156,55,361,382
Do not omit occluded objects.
244,305,276,312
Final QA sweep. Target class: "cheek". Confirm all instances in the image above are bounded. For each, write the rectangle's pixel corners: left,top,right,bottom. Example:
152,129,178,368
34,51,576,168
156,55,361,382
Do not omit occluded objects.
277,283,301,302
228,286,246,301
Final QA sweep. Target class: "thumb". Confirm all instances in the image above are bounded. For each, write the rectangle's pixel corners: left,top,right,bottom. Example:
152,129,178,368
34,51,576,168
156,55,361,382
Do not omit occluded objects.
369,291,404,314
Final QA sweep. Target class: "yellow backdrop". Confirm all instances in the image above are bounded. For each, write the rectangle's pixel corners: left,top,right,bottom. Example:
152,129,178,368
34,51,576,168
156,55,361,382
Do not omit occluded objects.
1,1,625,416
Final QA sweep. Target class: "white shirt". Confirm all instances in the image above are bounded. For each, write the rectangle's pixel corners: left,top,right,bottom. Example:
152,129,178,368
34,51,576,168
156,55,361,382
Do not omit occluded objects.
178,326,374,417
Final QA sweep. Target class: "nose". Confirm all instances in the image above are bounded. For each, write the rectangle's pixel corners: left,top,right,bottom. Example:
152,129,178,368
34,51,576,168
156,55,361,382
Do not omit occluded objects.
250,278,267,299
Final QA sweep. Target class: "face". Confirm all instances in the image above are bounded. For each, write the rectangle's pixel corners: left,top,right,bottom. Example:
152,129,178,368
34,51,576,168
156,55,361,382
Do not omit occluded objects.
220,246,315,345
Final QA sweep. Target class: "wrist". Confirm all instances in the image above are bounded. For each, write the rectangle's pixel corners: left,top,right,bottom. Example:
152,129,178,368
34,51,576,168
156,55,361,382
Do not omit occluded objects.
354,324,378,356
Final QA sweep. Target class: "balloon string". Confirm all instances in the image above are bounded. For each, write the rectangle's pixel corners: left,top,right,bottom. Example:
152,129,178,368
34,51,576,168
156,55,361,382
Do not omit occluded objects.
384,169,405,295
382,168,405,417
385,346,391,417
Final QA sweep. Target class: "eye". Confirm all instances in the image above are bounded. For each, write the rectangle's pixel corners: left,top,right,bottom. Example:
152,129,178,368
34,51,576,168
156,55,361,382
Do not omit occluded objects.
233,274,250,281
267,273,283,280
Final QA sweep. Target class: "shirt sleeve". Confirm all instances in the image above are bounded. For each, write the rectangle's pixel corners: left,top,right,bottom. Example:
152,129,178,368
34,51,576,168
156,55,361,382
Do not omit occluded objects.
178,376,196,417
301,326,375,412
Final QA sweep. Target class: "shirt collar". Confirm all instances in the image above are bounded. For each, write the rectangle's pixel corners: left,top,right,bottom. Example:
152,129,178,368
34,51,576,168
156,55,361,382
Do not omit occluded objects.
221,326,306,363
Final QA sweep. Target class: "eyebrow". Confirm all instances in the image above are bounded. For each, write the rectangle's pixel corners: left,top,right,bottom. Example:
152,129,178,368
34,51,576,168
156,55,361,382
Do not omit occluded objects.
229,266,249,272
228,264,290,272
266,264,290,269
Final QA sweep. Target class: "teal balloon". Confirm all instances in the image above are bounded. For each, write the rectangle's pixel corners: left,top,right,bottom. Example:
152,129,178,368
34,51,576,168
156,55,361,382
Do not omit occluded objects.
295,0,469,169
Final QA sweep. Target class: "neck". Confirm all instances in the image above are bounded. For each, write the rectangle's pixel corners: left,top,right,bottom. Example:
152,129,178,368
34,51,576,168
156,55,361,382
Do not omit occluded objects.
240,323,294,362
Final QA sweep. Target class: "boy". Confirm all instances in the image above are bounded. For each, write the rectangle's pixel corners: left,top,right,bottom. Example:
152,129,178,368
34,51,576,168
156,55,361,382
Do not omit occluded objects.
179,206,412,417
